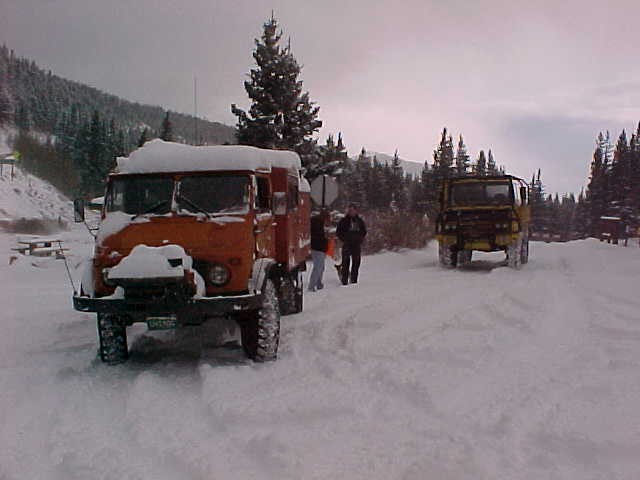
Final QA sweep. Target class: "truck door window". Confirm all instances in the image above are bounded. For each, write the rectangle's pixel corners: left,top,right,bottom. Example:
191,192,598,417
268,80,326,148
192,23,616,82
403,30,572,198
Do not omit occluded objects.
255,176,271,211
512,181,521,206
287,179,299,211
179,175,249,214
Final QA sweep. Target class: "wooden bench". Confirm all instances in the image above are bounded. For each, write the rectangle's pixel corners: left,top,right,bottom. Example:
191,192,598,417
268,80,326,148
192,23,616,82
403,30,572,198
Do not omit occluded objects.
13,238,67,258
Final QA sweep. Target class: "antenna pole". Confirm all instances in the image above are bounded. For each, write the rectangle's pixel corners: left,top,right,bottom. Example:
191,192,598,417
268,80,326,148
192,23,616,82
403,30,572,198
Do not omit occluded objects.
194,76,198,145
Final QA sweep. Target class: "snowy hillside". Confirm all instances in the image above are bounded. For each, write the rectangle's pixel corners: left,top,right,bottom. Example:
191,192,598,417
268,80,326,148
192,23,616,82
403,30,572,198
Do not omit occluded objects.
2,231,640,479
0,165,72,222
352,150,424,178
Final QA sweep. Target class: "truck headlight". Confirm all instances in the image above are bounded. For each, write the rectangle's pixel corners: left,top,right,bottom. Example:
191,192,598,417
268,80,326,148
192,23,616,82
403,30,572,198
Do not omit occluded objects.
208,263,230,286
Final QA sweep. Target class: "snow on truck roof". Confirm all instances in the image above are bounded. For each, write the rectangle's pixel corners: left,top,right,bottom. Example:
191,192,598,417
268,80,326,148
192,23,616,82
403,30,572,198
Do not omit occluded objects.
116,139,302,175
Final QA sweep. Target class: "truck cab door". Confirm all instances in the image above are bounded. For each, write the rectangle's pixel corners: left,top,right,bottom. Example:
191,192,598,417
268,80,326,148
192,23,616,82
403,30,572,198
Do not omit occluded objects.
254,175,275,258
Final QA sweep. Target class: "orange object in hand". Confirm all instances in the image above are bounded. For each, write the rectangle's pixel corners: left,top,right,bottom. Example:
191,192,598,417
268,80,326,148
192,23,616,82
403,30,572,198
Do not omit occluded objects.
326,237,335,258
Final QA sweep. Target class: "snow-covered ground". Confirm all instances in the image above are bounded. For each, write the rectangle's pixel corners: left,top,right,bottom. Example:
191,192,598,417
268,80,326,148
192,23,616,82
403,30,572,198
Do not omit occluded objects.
2,229,640,479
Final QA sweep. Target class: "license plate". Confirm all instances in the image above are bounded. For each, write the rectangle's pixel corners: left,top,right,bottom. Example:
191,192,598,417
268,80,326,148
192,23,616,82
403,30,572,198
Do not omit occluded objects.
147,316,178,330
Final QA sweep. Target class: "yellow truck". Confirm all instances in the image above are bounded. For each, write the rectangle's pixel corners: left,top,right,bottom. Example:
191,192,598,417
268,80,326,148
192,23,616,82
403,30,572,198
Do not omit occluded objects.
435,175,531,269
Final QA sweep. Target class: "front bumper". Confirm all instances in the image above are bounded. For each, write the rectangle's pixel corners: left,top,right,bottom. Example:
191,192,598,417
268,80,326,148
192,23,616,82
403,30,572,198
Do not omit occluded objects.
73,292,261,316
437,233,517,251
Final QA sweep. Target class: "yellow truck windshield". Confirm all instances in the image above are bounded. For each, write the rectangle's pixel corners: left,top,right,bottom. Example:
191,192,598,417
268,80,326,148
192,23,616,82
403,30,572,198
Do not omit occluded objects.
450,182,512,207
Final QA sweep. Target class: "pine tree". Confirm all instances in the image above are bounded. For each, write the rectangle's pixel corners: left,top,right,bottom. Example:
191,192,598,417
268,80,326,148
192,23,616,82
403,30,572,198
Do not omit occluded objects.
454,135,470,177
487,149,498,175
475,150,487,176
389,150,408,210
231,14,322,161
432,128,454,181
138,128,150,147
306,133,348,181
0,70,11,125
160,111,173,141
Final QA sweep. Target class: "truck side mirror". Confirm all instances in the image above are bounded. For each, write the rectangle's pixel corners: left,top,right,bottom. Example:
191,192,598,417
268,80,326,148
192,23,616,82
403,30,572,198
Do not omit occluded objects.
520,186,528,204
73,198,85,223
273,192,287,215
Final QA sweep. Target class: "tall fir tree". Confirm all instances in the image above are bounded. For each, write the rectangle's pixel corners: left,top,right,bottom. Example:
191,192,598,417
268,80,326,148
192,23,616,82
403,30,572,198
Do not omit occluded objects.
475,150,487,176
231,14,322,163
454,134,470,177
432,127,454,181
487,149,498,175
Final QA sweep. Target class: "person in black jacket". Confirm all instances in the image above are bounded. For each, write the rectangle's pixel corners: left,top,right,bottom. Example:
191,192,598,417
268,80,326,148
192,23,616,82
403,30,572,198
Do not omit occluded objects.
308,212,329,291
336,204,367,285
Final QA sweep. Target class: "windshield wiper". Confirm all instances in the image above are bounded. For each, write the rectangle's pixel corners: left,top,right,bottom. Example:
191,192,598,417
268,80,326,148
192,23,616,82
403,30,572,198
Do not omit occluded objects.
176,194,212,219
132,200,170,220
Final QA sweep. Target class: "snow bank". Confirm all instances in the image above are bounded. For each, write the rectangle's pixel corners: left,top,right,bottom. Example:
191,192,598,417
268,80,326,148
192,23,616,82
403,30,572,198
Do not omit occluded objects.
116,139,301,175
0,165,72,222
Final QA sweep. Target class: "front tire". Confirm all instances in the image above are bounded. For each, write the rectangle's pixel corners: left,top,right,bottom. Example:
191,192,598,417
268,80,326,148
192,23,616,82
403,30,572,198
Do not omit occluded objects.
507,237,523,270
520,230,530,264
240,279,280,362
457,249,472,267
439,243,458,268
97,313,128,364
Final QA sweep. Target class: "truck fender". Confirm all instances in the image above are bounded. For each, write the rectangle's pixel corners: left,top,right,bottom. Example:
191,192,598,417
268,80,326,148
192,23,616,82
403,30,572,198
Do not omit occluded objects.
249,258,278,295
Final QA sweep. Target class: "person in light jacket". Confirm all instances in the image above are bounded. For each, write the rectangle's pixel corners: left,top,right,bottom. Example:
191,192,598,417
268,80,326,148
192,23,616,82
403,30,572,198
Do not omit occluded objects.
336,204,367,285
308,212,329,291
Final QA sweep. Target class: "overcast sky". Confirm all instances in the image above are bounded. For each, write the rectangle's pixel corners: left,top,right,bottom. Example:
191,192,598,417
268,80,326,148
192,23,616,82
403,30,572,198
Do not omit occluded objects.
2,0,638,193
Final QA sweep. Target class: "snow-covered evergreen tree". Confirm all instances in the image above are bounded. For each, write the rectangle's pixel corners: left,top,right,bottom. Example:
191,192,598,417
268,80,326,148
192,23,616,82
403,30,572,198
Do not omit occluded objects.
475,150,487,176
454,135,470,177
231,14,322,162
487,149,498,175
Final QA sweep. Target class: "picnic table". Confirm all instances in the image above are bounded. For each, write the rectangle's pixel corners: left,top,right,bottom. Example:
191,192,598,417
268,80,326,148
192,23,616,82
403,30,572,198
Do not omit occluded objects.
12,237,68,258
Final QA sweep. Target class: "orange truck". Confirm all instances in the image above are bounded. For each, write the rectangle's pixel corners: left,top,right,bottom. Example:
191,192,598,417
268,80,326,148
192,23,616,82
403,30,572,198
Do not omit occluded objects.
73,140,310,364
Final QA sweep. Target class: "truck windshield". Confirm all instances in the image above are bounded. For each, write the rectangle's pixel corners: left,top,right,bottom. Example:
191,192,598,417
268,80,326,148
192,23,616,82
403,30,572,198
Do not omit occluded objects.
178,175,250,214
450,182,512,207
105,176,173,215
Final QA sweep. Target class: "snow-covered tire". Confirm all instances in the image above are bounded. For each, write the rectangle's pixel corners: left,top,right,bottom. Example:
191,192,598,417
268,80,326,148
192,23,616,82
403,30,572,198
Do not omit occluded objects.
240,279,280,362
438,243,457,268
97,313,128,364
507,238,522,270
457,249,472,267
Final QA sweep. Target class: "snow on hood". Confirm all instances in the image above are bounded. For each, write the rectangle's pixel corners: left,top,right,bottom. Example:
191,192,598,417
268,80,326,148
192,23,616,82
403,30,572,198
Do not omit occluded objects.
108,244,189,280
116,139,301,175
96,211,149,243
106,244,205,297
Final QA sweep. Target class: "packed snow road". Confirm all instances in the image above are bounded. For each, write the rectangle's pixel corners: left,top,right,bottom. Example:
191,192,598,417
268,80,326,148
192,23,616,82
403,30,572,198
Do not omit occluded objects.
2,230,640,480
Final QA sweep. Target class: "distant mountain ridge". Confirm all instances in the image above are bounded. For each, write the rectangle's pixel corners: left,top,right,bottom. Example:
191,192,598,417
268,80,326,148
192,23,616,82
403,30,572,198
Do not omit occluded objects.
351,150,424,178
0,44,236,145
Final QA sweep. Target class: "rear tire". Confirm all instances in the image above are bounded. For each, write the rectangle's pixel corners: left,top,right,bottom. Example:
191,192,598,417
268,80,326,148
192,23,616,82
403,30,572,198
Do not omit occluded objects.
97,313,128,364
240,279,280,362
438,243,457,268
